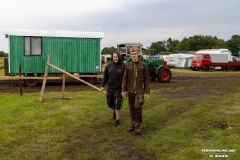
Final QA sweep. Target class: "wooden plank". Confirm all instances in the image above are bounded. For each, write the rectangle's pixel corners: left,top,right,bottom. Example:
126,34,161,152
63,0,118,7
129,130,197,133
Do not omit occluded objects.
0,76,63,80
77,74,103,78
48,63,106,93
39,55,52,102
0,74,103,80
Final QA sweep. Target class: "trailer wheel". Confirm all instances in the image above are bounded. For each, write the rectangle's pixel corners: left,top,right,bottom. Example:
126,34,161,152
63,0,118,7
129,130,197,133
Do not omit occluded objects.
86,77,97,85
24,74,38,87
201,65,209,71
157,68,172,83
227,66,234,72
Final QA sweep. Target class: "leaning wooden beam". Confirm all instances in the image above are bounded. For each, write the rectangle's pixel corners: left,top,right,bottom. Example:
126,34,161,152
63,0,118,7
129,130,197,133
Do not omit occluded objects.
47,63,106,93
39,55,52,102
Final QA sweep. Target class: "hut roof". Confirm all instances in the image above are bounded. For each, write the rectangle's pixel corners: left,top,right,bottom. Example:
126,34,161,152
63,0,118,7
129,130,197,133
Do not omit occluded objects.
4,29,104,38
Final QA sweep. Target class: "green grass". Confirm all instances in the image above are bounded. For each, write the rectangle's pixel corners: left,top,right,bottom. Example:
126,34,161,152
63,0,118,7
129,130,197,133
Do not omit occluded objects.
0,73,240,159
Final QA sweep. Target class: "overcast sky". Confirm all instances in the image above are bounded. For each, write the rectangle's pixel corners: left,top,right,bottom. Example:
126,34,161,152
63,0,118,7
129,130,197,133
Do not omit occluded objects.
0,0,239,52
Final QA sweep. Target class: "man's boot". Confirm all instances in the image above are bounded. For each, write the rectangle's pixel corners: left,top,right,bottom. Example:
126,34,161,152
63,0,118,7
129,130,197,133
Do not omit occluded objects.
134,124,141,135
115,119,120,127
128,123,135,132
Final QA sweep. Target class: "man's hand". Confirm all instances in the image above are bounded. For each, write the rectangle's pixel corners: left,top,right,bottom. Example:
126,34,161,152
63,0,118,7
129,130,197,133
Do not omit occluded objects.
122,91,128,97
144,94,150,98
100,87,104,91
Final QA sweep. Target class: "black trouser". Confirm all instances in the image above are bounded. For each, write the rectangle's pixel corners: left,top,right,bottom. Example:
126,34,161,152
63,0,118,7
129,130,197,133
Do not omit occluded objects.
128,93,144,127
106,88,123,110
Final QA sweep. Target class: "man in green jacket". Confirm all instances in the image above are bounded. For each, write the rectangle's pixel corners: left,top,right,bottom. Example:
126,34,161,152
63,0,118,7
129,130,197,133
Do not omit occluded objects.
122,47,150,135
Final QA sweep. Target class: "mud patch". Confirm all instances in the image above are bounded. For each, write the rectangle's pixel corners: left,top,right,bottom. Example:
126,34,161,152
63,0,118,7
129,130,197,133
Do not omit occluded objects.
111,139,156,160
213,122,229,130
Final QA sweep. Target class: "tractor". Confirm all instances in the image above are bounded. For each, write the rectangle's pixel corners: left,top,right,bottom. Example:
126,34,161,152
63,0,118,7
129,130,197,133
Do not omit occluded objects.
117,42,172,83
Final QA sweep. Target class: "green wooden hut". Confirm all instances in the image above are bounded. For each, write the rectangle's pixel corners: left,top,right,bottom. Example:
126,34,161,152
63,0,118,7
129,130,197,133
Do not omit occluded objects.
4,29,104,75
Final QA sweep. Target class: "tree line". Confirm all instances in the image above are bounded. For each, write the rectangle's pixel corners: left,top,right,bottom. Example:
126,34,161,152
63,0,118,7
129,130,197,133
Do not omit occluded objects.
0,51,8,57
101,35,240,56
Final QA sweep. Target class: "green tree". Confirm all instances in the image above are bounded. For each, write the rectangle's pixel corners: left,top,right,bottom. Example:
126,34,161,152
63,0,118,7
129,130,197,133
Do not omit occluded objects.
177,35,226,51
0,51,8,57
175,37,188,51
101,47,116,55
166,38,180,52
0,51,4,57
149,41,167,55
142,48,149,55
226,35,240,55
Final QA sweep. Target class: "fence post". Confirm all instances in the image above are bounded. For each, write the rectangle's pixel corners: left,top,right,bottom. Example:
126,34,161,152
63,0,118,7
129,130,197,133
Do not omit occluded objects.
19,65,23,95
4,58,9,76
62,69,66,98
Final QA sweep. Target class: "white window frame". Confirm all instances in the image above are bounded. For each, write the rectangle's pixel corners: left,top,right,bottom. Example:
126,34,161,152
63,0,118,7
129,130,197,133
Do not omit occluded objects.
24,36,42,56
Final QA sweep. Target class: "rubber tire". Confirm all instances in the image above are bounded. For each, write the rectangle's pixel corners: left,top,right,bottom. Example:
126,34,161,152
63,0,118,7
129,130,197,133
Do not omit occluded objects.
157,68,172,83
201,65,209,71
227,66,234,72
24,79,38,87
86,77,97,85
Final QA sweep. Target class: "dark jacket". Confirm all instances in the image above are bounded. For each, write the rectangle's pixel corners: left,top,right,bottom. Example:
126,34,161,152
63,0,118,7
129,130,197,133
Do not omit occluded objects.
122,60,150,94
101,52,125,89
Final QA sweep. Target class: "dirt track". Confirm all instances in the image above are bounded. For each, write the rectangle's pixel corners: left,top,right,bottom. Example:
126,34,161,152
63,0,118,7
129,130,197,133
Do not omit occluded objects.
161,72,240,101
1,72,240,96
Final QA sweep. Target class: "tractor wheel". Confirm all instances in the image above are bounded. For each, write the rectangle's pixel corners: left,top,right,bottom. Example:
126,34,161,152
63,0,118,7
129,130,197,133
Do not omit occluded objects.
201,65,209,71
86,77,97,85
157,68,172,83
227,66,234,72
24,74,38,87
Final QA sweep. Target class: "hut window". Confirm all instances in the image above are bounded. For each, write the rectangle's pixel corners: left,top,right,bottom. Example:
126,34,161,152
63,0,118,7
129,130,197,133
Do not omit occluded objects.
24,37,42,56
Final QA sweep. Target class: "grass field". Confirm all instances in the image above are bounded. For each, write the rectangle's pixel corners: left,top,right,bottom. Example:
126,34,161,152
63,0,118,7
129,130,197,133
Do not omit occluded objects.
0,70,240,159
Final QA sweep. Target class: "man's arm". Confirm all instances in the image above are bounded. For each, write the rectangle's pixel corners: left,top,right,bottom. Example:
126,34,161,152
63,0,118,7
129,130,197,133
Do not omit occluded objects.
122,66,128,95
101,65,109,88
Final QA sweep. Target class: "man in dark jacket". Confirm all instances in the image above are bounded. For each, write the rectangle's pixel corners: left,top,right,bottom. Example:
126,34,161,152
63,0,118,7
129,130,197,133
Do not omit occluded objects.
122,47,150,135
101,51,125,127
